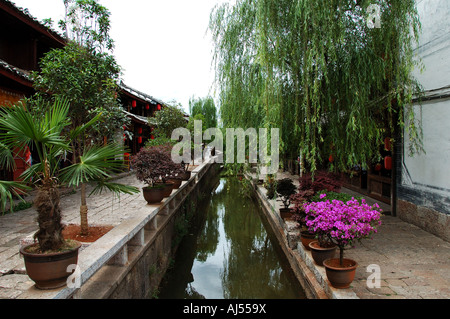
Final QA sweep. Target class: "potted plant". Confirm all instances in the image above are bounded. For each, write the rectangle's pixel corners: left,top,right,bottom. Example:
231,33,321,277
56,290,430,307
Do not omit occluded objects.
303,196,382,288
291,189,315,250
263,177,277,200
276,178,297,220
178,160,191,181
145,137,183,189
303,193,338,265
131,145,184,204
0,98,138,289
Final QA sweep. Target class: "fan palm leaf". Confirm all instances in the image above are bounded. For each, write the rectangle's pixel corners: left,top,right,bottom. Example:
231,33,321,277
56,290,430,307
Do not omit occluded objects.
60,143,132,187
0,180,31,214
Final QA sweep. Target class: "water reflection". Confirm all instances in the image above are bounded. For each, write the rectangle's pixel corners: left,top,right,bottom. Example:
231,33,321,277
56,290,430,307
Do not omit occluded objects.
158,178,305,299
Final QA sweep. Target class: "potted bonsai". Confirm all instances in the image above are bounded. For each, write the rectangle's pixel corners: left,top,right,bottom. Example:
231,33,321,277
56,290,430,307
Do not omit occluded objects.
276,178,297,220
291,190,315,250
131,145,184,204
178,160,191,181
145,137,183,188
303,196,382,288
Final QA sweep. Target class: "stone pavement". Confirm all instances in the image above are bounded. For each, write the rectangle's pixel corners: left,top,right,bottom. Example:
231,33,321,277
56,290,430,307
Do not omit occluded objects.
1,170,449,299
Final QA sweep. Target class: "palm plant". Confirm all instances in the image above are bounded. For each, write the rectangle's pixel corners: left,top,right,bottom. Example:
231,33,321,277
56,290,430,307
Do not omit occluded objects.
0,97,138,251
0,143,31,214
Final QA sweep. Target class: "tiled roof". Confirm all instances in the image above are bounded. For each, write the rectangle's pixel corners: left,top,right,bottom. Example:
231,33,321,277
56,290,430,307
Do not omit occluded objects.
118,81,167,107
1,0,66,44
0,58,32,83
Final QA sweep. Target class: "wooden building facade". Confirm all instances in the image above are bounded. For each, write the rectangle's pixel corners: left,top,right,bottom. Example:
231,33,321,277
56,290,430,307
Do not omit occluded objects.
0,0,65,182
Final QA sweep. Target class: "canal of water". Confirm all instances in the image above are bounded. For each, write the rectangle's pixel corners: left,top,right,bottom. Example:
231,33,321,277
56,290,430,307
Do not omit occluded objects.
158,177,306,299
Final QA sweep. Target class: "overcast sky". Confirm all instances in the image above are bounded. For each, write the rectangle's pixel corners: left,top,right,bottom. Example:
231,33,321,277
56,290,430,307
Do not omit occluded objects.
12,0,226,114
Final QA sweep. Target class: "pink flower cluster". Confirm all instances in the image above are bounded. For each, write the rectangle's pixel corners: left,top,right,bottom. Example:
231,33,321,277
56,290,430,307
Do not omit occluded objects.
303,195,382,248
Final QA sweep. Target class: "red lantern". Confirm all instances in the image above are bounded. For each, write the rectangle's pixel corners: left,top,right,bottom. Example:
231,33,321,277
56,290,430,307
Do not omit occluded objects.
138,127,143,134
384,137,391,151
157,104,161,111
150,135,155,140
138,137,143,144
132,100,137,108
329,154,334,163
384,156,392,170
146,104,150,110
375,163,382,172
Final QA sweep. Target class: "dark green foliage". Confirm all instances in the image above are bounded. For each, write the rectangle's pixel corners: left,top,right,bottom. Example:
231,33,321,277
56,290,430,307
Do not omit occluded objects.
276,178,297,209
151,104,188,139
311,190,362,204
31,42,127,146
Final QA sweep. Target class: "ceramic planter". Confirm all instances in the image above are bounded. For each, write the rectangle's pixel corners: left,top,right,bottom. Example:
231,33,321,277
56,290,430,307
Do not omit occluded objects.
20,241,82,290
323,258,358,289
180,171,191,181
308,241,337,266
300,230,316,251
168,179,182,189
158,182,175,198
279,208,294,221
142,186,165,204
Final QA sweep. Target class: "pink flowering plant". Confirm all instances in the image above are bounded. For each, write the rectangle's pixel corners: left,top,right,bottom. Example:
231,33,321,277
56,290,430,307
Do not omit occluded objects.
303,194,382,266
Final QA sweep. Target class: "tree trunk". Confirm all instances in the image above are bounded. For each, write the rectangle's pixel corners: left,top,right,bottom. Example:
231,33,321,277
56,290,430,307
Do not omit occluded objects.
80,183,89,236
34,186,64,252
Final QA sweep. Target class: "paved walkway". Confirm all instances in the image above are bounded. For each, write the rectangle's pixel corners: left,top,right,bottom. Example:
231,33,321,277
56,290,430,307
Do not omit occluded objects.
1,170,449,299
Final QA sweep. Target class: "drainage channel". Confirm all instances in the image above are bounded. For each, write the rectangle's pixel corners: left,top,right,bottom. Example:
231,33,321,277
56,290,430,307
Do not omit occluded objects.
158,177,306,299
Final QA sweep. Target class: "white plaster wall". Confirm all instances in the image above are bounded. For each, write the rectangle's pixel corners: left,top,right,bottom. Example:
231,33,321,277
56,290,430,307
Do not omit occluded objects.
412,0,450,90
402,0,450,193
404,99,450,193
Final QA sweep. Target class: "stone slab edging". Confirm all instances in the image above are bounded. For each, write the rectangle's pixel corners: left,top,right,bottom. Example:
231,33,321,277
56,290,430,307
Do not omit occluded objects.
248,175,359,299
18,159,214,299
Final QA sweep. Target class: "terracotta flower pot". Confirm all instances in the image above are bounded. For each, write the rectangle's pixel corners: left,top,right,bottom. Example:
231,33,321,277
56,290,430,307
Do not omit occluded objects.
142,186,165,204
158,182,174,198
279,208,294,221
308,241,337,266
180,171,191,181
300,230,316,251
168,179,182,189
323,258,358,289
20,241,82,290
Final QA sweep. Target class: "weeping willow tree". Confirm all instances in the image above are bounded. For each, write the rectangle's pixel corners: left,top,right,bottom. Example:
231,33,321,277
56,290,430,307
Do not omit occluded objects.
210,0,424,173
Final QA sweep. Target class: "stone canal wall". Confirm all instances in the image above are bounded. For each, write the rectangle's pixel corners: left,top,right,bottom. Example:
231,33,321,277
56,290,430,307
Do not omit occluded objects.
249,178,329,299
19,160,221,299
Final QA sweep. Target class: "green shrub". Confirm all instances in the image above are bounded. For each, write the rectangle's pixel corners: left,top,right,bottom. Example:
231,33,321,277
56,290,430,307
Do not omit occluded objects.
311,190,362,203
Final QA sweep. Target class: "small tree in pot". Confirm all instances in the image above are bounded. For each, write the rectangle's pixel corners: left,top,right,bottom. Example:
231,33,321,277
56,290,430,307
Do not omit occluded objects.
276,178,297,219
131,145,184,204
303,196,382,288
